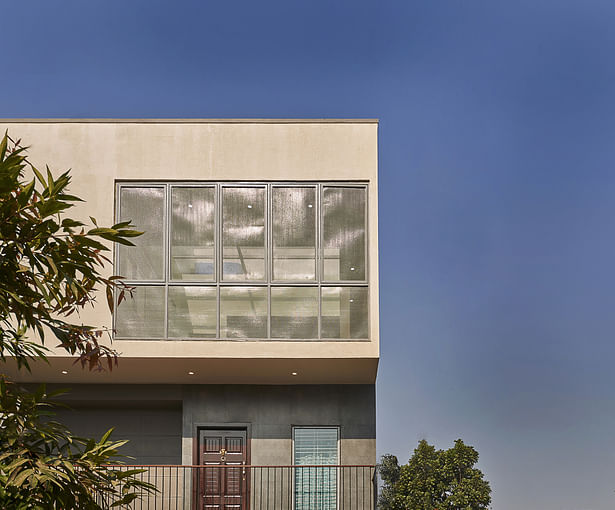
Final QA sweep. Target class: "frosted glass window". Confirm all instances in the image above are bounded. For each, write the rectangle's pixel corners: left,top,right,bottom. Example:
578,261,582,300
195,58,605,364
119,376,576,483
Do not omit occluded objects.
323,187,366,281
168,286,217,338
294,428,338,510
171,187,215,281
115,286,165,338
272,187,316,281
222,187,266,281
118,187,165,281
321,287,368,339
271,287,318,339
220,287,267,338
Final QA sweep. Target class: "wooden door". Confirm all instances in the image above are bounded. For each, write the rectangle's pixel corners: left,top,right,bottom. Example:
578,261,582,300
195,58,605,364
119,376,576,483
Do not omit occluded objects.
199,429,248,510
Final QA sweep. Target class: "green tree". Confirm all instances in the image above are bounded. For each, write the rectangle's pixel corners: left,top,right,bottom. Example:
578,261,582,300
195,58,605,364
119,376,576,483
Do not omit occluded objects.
378,439,491,510
0,132,153,508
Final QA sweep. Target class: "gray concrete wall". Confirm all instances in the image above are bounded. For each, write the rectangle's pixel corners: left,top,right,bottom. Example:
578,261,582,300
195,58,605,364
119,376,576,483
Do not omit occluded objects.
183,384,376,466
46,383,376,467
54,401,183,464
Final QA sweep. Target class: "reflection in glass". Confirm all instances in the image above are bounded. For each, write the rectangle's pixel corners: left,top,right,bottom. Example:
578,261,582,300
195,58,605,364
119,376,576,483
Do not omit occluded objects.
220,287,267,338
272,187,316,281
321,287,368,339
222,187,266,281
322,187,366,281
271,287,318,339
119,187,165,280
171,187,215,280
115,286,165,338
168,286,216,338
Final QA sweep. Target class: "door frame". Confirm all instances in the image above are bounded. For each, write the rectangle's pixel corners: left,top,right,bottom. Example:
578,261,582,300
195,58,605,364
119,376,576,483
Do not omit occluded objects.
192,423,252,509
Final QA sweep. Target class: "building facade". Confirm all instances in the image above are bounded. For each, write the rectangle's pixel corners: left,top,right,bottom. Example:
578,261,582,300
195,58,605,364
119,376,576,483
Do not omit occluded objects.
2,119,379,509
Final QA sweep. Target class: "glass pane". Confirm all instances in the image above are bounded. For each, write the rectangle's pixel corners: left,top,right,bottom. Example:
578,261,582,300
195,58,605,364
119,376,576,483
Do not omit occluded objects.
294,428,338,510
171,187,215,281
222,187,266,281
220,287,267,338
321,287,368,339
119,187,165,280
272,187,316,281
271,287,318,339
115,286,165,338
322,187,366,281
168,286,216,338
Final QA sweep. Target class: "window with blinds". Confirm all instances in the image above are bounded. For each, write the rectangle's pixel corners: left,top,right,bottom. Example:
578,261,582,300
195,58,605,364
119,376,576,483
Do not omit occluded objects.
293,427,339,510
114,182,369,341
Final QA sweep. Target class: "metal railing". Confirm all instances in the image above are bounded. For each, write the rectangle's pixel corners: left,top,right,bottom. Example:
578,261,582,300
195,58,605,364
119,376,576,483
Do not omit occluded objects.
102,464,377,509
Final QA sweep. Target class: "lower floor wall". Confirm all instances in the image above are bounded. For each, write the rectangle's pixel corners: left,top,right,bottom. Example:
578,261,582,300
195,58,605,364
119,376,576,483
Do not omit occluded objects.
49,383,376,467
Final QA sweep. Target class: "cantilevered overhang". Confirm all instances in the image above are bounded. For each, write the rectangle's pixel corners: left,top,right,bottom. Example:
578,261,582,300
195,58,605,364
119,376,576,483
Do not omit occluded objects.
4,356,378,384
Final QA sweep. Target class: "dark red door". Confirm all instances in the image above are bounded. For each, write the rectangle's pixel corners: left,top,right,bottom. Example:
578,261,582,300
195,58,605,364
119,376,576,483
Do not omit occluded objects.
199,429,248,510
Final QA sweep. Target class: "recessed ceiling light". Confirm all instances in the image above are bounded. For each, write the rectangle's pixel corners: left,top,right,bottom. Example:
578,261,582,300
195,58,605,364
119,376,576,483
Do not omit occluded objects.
350,267,355,271
61,370,68,375
188,371,195,375
247,204,252,209
349,299,354,303
308,204,313,208
188,203,193,208
291,372,298,376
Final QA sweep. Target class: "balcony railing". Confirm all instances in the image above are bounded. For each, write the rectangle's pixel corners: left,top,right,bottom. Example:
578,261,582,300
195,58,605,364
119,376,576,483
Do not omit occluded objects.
101,464,377,509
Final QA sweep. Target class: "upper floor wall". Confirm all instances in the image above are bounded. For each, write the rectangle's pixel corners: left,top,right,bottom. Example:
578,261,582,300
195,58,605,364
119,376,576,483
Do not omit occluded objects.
0,120,379,384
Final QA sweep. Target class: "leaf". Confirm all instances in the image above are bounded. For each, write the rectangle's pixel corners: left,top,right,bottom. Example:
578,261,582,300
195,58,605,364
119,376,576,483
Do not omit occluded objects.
9,468,34,487
18,179,36,207
61,218,84,228
0,131,7,159
30,164,47,187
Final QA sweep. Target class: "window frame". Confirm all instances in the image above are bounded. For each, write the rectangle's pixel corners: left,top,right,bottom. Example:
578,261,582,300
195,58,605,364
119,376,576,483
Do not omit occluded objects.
292,426,341,510
113,181,369,341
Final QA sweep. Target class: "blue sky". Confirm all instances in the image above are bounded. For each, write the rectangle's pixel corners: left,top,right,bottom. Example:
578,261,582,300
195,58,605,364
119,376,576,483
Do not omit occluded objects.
3,1,615,508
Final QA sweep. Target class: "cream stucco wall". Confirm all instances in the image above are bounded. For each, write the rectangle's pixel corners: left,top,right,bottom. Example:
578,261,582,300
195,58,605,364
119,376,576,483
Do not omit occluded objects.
1,120,379,384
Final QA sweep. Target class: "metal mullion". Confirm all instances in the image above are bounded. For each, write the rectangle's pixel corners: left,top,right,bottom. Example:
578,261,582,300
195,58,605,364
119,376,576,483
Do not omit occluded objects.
317,184,322,340
364,183,369,285
219,281,269,287
364,182,370,342
266,184,271,339
217,183,222,339
121,279,166,285
267,183,272,285
113,183,121,337
318,285,322,341
216,283,220,340
320,282,368,288
319,183,324,285
267,283,271,340
164,184,170,339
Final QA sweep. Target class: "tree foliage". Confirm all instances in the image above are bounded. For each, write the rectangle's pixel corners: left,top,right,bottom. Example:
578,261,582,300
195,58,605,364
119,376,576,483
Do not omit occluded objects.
0,379,149,509
0,132,153,508
378,439,491,510
0,132,141,371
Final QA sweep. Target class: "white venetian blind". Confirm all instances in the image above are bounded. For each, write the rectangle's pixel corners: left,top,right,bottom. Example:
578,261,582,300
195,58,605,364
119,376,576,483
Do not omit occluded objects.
294,427,339,510
294,428,339,465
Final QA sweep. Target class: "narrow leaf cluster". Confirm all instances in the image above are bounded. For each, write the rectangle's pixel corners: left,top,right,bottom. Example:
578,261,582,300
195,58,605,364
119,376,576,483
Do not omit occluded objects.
0,133,142,371
0,379,155,509
0,132,152,508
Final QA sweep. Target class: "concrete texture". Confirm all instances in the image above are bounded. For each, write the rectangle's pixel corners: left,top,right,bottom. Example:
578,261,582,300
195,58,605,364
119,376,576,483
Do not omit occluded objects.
47,383,376,465
1,120,379,386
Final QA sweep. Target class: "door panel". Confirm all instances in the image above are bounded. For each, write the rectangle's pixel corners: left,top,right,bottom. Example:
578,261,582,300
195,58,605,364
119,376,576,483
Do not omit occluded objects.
199,429,248,510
